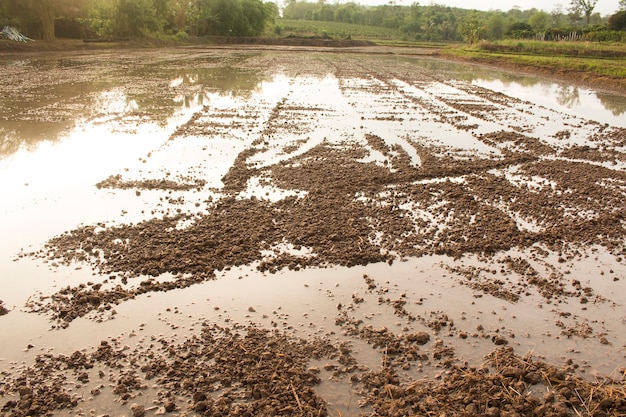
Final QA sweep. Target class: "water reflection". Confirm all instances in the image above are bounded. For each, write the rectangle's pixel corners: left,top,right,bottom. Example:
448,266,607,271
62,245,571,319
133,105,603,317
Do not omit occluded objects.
0,128,19,155
555,85,580,108
405,57,626,123
0,55,270,159
472,77,626,125
94,89,139,116
596,92,626,116
3,50,625,164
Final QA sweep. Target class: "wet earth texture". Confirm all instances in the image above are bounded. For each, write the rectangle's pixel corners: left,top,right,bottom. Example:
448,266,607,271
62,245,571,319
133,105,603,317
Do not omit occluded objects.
1,47,625,417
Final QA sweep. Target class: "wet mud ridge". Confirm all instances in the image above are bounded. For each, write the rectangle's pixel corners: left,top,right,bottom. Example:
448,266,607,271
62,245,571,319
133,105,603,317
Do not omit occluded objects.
2,50,626,416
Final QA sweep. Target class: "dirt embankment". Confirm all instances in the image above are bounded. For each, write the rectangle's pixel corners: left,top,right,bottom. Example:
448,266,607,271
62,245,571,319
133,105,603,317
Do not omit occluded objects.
0,36,375,54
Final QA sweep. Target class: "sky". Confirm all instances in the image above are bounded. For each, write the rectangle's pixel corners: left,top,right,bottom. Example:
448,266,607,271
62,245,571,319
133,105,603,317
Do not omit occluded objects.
350,0,622,16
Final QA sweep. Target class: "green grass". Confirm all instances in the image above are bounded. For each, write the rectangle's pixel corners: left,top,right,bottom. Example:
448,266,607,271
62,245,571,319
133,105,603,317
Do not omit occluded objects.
488,39,626,54
473,39,626,58
443,40,626,80
372,38,445,48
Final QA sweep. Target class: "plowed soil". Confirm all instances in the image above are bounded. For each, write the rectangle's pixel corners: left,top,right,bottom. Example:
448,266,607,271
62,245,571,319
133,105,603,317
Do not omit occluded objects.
1,47,625,417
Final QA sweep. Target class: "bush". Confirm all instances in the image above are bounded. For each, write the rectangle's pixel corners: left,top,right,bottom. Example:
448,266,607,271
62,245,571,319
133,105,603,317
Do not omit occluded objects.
505,22,534,39
582,30,626,42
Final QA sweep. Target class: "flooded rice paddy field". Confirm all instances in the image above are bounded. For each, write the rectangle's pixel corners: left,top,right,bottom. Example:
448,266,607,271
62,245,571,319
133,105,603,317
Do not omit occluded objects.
1,47,626,416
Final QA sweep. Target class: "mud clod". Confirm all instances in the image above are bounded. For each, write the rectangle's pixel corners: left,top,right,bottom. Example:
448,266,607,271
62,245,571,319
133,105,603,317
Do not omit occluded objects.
2,48,625,417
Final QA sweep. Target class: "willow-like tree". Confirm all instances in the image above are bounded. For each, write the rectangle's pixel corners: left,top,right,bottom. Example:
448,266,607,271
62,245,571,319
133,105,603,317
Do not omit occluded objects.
569,0,598,25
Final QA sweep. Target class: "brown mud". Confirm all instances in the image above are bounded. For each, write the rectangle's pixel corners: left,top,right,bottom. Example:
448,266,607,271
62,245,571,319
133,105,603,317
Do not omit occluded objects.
1,48,625,416
1,36,624,96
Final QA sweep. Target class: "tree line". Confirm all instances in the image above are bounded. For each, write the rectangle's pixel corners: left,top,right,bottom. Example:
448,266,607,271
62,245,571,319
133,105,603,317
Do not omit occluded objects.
1,0,625,43
282,0,626,43
0,0,278,41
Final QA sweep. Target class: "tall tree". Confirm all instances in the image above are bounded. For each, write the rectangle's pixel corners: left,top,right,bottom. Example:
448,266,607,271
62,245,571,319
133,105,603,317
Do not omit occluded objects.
0,0,86,40
485,11,505,40
608,10,626,29
115,0,159,36
171,0,189,32
400,2,422,34
1,0,55,40
550,4,568,28
529,10,550,31
569,0,598,25
189,0,273,37
619,0,626,11
458,11,485,44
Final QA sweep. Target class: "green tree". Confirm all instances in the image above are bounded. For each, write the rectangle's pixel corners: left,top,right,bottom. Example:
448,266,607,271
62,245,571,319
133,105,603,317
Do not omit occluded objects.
282,1,318,20
419,5,457,41
459,11,485,44
505,22,534,38
400,2,422,34
152,0,177,33
620,0,626,11
569,0,598,25
171,0,189,32
84,0,116,37
529,10,550,31
550,4,568,28
608,10,626,30
0,2,9,25
189,0,274,36
485,11,505,40
1,0,59,40
19,0,89,40
334,2,361,24
115,0,159,36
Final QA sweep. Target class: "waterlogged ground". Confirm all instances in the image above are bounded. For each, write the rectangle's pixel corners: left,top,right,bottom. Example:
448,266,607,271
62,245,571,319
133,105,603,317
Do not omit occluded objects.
1,47,626,417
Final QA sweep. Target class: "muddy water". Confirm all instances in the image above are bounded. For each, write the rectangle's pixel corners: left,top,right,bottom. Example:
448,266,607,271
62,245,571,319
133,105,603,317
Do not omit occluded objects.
1,48,625,416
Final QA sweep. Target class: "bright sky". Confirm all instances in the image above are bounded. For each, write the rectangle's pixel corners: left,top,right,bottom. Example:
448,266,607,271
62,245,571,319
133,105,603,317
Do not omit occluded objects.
351,0,622,16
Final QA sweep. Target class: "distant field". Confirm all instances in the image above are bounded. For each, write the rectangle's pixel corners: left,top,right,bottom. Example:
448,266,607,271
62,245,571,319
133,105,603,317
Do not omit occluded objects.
276,18,405,40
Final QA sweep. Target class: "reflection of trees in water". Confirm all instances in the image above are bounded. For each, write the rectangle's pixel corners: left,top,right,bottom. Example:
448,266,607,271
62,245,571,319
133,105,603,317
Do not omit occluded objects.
555,85,580,108
595,93,626,116
0,62,269,159
130,67,268,116
167,68,269,110
0,129,20,157
0,123,71,158
472,73,626,116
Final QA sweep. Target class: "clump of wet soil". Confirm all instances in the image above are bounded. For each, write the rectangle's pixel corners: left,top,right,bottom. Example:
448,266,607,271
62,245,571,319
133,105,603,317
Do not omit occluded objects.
4,50,626,416
2,321,624,417
25,131,626,325
96,174,206,191
0,300,9,315
0,324,335,417
359,346,626,417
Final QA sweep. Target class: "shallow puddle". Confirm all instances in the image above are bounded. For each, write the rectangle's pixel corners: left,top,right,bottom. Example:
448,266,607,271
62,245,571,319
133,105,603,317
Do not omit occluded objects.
1,48,625,416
